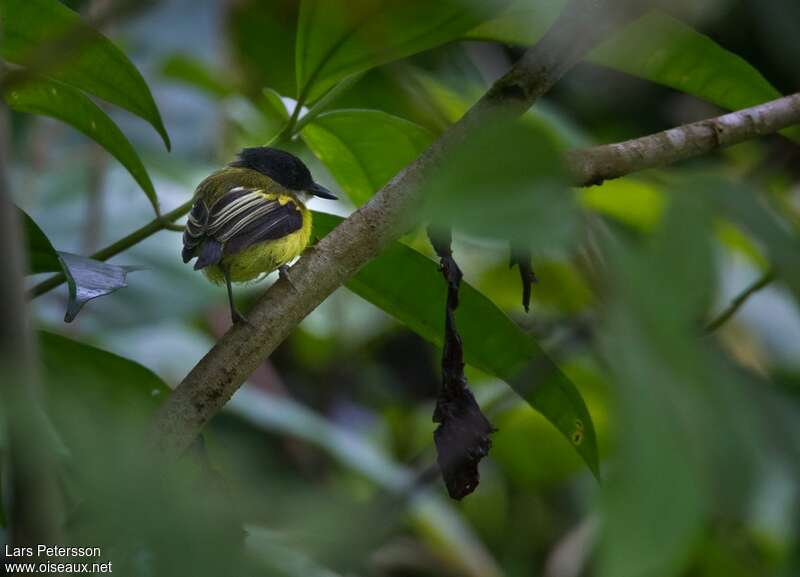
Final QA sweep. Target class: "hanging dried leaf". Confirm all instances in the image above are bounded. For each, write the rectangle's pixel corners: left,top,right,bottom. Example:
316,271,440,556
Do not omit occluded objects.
428,227,495,500
510,246,538,312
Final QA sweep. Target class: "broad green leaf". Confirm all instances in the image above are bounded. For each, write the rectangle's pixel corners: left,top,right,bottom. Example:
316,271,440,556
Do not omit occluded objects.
159,53,234,99
4,75,159,212
580,178,666,231
302,109,432,205
19,207,60,273
421,119,577,250
588,13,798,138
226,0,300,98
39,331,169,407
469,6,798,139
596,193,758,577
295,0,510,103
0,0,170,149
701,176,800,297
230,388,503,577
38,331,169,453
313,212,599,476
409,67,591,147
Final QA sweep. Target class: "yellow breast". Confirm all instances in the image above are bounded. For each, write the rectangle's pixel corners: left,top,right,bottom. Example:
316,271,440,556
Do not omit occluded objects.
203,193,312,285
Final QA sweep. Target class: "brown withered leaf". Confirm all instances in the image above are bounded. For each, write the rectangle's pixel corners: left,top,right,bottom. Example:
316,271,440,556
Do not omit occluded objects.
428,226,495,500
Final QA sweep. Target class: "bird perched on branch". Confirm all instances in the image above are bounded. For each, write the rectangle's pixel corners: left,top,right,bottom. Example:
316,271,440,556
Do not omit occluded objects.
182,147,336,324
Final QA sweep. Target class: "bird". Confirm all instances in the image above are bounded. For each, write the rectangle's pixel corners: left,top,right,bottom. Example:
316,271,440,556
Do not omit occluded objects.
181,147,337,324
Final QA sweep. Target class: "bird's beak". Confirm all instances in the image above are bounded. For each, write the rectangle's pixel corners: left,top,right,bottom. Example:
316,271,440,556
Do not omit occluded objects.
307,182,337,199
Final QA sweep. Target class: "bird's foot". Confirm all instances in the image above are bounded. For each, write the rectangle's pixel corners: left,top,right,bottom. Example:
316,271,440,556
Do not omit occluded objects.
231,308,254,328
279,265,297,292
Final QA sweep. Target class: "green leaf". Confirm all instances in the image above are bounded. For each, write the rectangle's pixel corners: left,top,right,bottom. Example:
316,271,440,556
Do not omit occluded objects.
421,119,577,250
37,330,169,463
295,0,510,103
230,388,503,577
302,109,433,205
19,207,60,274
226,0,299,98
39,331,169,407
313,212,599,476
469,6,798,139
159,53,234,99
588,12,800,140
0,0,170,149
4,75,160,213
597,194,719,577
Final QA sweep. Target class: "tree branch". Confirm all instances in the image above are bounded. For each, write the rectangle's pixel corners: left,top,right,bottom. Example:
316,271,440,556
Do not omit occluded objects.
149,0,650,458
566,93,800,186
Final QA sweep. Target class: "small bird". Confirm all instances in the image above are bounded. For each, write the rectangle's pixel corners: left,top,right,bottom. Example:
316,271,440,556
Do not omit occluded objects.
182,147,336,324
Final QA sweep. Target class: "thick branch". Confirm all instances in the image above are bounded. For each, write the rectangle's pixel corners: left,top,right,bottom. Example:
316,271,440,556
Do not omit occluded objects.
150,0,649,458
566,93,800,186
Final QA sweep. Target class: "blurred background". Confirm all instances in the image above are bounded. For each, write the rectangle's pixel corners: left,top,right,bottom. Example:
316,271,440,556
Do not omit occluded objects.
7,0,800,576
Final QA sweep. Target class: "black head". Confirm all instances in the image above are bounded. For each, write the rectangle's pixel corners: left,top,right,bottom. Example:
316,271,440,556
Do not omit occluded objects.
229,147,336,199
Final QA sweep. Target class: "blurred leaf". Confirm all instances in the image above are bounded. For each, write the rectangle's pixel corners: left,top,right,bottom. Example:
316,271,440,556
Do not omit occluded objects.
702,176,800,297
599,195,715,577
19,207,60,274
295,0,510,103
39,330,169,410
159,53,234,98
58,252,138,323
589,12,800,142
314,212,600,476
596,189,785,577
262,88,291,121
37,333,250,576
470,6,798,139
4,75,159,212
422,120,577,250
580,178,666,232
226,0,299,98
230,388,503,577
38,330,168,457
467,0,559,45
0,0,171,149
408,67,592,146
302,109,432,205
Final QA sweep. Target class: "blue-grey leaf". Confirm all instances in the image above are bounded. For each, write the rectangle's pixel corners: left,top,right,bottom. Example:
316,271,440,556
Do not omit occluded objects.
57,252,139,322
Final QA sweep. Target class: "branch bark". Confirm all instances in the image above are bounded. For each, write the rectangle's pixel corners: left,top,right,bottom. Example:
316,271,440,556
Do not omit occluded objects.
149,0,650,458
566,93,800,186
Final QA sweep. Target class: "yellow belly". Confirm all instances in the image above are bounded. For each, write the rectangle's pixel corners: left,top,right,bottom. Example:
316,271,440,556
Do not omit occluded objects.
203,208,312,284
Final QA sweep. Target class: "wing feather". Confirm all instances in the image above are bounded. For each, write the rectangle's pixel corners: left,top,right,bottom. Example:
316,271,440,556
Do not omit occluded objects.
181,186,303,270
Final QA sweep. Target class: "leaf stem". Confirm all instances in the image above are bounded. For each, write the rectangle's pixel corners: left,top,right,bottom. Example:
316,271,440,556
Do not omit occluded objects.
705,270,775,333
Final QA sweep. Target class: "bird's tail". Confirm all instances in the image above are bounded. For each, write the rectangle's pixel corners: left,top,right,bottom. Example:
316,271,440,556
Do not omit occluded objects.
193,240,223,270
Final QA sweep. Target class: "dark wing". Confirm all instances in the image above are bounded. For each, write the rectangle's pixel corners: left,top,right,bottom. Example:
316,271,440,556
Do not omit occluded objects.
182,187,303,271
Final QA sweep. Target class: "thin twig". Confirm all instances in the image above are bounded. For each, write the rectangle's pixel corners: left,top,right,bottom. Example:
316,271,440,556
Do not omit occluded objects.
705,270,776,333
